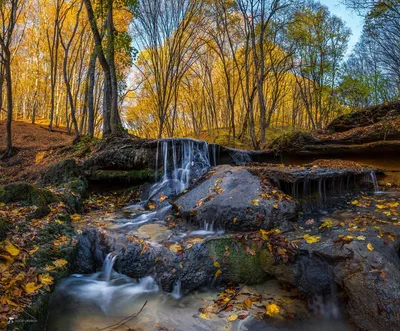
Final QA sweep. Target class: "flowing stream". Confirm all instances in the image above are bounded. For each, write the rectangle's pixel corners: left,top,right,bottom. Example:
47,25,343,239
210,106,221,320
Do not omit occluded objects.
47,138,398,331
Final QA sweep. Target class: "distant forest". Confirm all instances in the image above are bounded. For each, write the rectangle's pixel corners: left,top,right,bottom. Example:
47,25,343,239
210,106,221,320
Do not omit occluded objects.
0,0,399,153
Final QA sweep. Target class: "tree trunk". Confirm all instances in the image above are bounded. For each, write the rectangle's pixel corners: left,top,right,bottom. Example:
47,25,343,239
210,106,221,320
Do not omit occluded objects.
3,51,13,158
87,49,97,137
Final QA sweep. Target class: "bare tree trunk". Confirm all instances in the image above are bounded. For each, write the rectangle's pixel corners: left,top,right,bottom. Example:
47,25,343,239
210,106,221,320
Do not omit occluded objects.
87,49,97,137
3,50,14,157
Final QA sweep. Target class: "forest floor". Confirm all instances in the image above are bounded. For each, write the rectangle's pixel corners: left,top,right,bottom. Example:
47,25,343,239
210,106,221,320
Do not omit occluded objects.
0,121,74,184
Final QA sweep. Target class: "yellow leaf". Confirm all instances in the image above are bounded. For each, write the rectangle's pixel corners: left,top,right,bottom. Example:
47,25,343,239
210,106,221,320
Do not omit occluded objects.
266,303,280,316
273,203,279,209
214,261,221,268
356,236,366,241
200,312,211,320
244,297,253,308
40,273,54,286
71,214,81,222
25,282,42,294
303,234,320,244
53,259,68,268
169,244,182,253
383,211,391,217
227,314,238,322
351,200,359,205
45,265,56,271
250,199,259,206
319,221,333,229
5,241,20,257
376,204,385,209
215,269,222,277
29,246,39,255
367,243,374,251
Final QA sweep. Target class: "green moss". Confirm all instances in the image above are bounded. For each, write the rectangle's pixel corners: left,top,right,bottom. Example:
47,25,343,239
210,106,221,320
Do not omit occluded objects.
16,219,77,331
0,183,57,206
0,218,9,241
64,178,88,197
268,130,314,152
205,237,268,284
91,169,156,184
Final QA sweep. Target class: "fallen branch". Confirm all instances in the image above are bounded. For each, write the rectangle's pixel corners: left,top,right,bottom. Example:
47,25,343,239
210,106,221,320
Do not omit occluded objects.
217,280,249,313
99,300,148,330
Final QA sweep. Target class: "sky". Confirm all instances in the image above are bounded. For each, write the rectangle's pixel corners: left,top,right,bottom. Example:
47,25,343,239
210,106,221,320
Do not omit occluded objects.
320,0,364,55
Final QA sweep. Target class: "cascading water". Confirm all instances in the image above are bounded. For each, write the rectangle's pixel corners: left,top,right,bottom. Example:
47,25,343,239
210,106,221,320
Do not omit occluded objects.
103,253,117,282
370,171,380,192
150,139,214,199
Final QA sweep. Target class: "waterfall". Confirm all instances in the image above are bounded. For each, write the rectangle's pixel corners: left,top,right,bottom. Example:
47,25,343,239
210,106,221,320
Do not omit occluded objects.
370,171,379,192
171,279,182,299
150,139,212,199
102,253,117,282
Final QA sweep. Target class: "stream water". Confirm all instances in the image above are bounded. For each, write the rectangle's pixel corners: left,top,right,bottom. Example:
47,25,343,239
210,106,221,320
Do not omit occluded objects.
47,139,399,331
48,254,351,331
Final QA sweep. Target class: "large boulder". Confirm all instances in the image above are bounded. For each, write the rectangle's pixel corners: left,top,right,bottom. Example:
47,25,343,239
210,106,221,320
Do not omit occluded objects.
39,158,81,186
173,165,298,232
0,182,56,206
259,226,400,331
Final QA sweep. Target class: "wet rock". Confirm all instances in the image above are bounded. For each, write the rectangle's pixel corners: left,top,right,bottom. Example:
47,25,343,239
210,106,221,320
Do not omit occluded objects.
137,224,171,242
39,158,81,186
73,229,109,274
88,169,155,186
259,227,400,331
0,182,57,206
83,136,157,171
205,236,268,284
0,218,9,241
173,165,298,232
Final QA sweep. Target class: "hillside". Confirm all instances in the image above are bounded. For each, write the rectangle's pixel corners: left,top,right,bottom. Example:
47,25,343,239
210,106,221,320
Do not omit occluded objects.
0,121,74,184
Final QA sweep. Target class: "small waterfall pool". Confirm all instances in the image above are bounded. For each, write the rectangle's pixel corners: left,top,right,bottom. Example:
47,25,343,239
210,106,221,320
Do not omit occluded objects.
48,254,352,331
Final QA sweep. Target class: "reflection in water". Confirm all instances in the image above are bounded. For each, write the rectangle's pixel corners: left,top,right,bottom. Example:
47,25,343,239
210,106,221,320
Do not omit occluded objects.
48,261,352,331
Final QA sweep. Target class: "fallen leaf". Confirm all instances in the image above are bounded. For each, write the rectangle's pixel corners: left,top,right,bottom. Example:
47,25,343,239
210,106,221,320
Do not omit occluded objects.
40,273,54,286
244,297,253,308
266,303,280,316
367,243,374,251
250,199,259,206
5,241,20,257
215,269,222,277
169,244,182,253
71,214,81,222
199,312,211,320
227,314,238,322
25,282,42,294
214,261,221,268
53,259,68,268
303,234,320,244
319,220,333,229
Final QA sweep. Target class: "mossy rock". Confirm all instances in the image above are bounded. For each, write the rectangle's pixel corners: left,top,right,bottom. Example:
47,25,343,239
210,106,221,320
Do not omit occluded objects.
63,178,88,197
268,130,315,152
0,218,9,241
0,183,57,206
89,169,156,185
39,158,81,186
17,220,77,331
205,236,268,284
